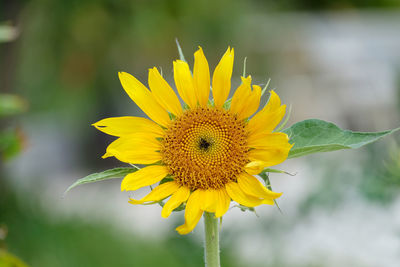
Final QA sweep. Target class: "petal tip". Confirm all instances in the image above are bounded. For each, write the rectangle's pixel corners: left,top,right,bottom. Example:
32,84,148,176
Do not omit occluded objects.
161,210,170,219
101,152,111,159
128,199,137,205
176,225,191,235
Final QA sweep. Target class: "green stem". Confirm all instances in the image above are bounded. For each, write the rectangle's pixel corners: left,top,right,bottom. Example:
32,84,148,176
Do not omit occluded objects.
203,212,220,267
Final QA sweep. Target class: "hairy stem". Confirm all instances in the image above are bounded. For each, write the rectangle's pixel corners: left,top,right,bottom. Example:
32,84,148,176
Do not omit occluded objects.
203,212,220,267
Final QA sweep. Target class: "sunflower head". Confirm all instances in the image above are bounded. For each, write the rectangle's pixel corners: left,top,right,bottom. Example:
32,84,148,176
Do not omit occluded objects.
93,47,292,234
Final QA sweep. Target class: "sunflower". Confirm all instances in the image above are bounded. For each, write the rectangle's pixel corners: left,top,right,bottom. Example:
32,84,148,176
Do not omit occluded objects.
93,47,292,234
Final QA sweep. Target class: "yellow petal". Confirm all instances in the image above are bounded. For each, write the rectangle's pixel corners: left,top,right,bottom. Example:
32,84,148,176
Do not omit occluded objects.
248,143,292,167
248,132,290,149
103,135,161,164
173,60,197,109
247,90,286,134
237,172,282,199
215,188,231,218
265,90,281,111
241,85,262,119
118,72,171,127
230,76,262,120
107,149,162,165
103,134,160,153
230,76,252,115
161,186,190,218
129,181,180,204
225,182,264,207
244,161,268,175
176,190,203,235
212,47,234,107
121,165,169,191
200,189,218,213
262,198,275,205
92,116,164,137
193,47,210,107
148,67,183,116
249,106,286,134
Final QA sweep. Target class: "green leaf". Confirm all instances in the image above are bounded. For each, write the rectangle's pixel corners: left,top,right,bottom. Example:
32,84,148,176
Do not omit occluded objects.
283,119,400,159
64,167,138,196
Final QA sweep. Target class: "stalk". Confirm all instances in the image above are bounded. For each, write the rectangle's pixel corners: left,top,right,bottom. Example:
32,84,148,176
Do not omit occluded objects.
203,212,220,267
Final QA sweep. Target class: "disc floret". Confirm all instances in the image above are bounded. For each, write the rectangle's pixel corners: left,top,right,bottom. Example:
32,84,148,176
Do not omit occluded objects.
162,107,249,190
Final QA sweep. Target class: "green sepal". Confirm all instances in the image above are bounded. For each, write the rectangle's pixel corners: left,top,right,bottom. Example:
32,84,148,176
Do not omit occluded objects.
232,204,259,217
260,168,296,176
236,204,256,214
175,38,186,62
222,98,231,110
168,112,176,120
182,103,190,111
242,57,247,77
64,167,138,196
275,104,292,132
260,79,271,97
259,172,283,214
159,176,174,185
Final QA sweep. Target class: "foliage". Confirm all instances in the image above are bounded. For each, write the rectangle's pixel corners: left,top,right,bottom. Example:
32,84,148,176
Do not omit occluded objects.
283,119,399,159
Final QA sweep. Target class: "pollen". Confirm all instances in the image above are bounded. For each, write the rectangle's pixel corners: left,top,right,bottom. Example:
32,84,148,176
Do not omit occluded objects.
161,107,249,190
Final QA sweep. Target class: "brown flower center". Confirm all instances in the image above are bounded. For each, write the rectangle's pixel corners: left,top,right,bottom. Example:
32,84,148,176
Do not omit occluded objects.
161,107,249,190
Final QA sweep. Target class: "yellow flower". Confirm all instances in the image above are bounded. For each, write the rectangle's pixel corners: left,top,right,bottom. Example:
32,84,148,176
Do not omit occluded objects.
93,47,292,234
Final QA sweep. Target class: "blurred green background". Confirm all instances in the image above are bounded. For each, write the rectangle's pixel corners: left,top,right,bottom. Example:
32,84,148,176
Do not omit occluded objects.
1,0,400,266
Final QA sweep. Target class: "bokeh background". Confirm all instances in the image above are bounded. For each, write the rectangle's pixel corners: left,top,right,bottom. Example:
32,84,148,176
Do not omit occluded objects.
1,0,400,266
